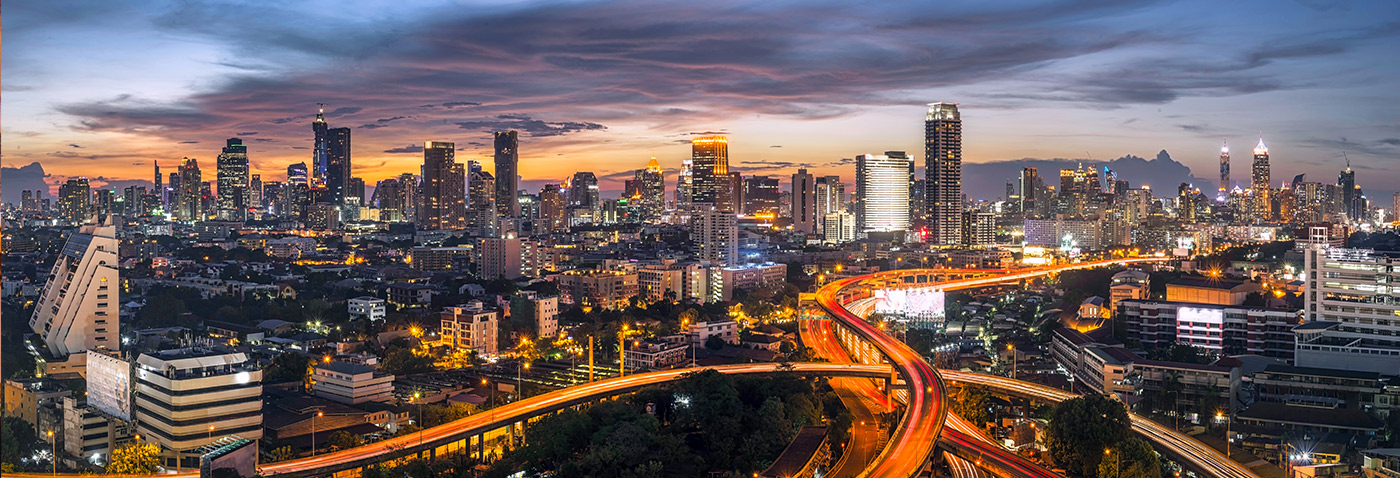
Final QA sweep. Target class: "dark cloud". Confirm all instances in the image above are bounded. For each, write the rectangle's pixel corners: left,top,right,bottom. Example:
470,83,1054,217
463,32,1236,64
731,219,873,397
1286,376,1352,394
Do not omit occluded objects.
359,116,408,129
455,114,606,137
237,131,259,136
383,144,424,154
178,140,200,144
68,143,83,148
420,101,481,109
1177,124,1210,133
770,145,782,148
269,106,361,124
1,162,51,203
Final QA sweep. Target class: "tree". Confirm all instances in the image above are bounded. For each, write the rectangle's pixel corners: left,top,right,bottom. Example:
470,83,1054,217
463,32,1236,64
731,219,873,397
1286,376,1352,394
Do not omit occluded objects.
1,417,39,470
951,385,995,427
1098,437,1160,478
381,347,435,375
268,445,297,462
704,334,726,351
106,441,162,474
263,351,312,383
1045,395,1132,476
326,430,363,450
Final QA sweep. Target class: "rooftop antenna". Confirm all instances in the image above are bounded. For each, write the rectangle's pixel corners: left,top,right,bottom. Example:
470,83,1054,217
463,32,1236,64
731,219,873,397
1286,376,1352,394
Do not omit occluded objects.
317,102,326,114
1343,151,1350,170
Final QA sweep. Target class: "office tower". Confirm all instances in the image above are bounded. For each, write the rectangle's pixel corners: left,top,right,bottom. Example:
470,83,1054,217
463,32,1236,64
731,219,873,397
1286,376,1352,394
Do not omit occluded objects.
1252,138,1271,221
791,169,816,234
1219,140,1230,192
123,186,149,217
216,138,250,221
1300,247,1400,374
1019,167,1039,214
347,177,365,206
494,131,520,217
568,171,600,224
262,181,284,217
153,161,163,209
539,184,566,233
925,102,962,244
93,189,115,218
693,207,737,266
814,175,844,232
172,158,201,221
823,211,856,245
28,219,119,374
676,156,694,212
372,177,405,221
397,173,418,224
1005,179,1016,203
58,178,92,225
419,141,467,229
310,107,351,204
742,175,779,216
311,108,329,187
691,136,735,211
249,174,263,209
135,348,262,468
287,162,308,186
1339,160,1360,222
468,170,498,236
287,164,309,220
634,156,666,220
856,154,911,235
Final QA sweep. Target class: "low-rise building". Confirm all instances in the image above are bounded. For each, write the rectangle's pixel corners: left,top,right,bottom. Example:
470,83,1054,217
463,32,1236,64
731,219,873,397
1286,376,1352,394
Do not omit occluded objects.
348,296,386,322
441,301,499,356
556,269,638,310
690,320,739,347
410,246,473,272
1118,299,1300,360
312,361,395,405
1108,270,1150,317
623,341,689,370
387,283,434,309
713,262,787,302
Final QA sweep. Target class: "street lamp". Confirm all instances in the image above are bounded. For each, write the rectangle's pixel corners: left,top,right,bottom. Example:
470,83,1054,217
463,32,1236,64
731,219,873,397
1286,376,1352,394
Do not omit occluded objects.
412,392,423,447
1104,448,1119,478
619,324,629,378
517,362,530,401
1007,343,1016,380
208,425,215,443
311,410,324,456
48,430,55,476
1217,410,1232,459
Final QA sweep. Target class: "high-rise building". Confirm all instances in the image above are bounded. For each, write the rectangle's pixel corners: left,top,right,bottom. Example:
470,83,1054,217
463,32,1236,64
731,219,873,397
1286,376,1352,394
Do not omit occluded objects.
216,138,250,221
347,177,365,206
815,176,844,232
28,219,120,375
568,172,600,224
1219,140,1230,193
693,207,737,266
925,102,962,245
1019,167,1040,214
476,236,538,280
1252,138,1271,222
468,170,498,237
310,107,352,206
691,136,735,211
419,141,467,230
823,211,856,245
58,178,91,226
285,162,309,220
135,347,262,467
287,162,308,186
494,131,520,217
249,174,263,209
153,161,163,209
93,189,115,218
742,175,779,216
634,156,666,220
856,154,910,235
1339,159,1361,222
791,169,816,234
1393,193,1400,223
177,158,202,221
398,173,418,224
372,177,406,222
539,184,567,233
960,211,995,247
1300,247,1400,374
262,181,285,217
676,156,694,215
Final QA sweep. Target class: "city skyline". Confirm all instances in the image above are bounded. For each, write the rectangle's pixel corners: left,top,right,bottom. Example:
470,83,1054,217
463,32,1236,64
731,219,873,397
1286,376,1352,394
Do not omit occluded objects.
6,1,1400,201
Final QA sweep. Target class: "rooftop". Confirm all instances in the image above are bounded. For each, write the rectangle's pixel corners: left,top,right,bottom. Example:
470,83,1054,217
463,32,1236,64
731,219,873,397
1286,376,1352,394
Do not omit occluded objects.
1260,363,1381,381
1169,277,1255,290
1237,402,1382,430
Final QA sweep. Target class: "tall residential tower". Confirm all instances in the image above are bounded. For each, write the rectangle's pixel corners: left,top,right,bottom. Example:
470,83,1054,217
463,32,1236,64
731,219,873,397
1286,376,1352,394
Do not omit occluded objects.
925,102,962,245
494,131,520,217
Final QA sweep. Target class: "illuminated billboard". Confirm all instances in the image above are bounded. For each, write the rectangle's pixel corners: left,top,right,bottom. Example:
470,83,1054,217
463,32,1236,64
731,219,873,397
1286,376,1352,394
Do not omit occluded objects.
874,288,946,326
86,350,131,421
1176,306,1223,326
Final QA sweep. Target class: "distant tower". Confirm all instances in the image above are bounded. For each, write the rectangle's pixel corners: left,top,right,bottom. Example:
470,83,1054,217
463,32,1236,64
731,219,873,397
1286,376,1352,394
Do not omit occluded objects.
1252,137,1271,221
792,169,816,234
691,136,734,211
216,138,250,220
925,102,962,245
419,141,466,229
1339,155,1358,222
1219,140,1230,193
494,130,520,217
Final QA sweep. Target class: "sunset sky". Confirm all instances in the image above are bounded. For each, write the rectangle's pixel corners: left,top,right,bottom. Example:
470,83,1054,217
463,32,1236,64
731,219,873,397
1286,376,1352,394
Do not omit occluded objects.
5,0,1400,200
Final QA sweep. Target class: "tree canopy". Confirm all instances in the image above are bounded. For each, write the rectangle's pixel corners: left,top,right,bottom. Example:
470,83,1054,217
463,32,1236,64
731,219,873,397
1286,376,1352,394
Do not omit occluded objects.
1044,395,1132,476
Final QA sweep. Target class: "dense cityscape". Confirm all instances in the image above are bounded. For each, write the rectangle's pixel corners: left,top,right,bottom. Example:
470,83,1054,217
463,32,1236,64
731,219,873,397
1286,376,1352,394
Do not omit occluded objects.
5,2,1400,478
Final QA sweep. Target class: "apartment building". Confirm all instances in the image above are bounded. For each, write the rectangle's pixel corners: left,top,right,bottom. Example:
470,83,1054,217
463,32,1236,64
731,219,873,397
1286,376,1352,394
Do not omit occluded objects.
440,301,499,356
556,269,638,310
312,361,395,404
1299,246,1400,375
134,347,263,468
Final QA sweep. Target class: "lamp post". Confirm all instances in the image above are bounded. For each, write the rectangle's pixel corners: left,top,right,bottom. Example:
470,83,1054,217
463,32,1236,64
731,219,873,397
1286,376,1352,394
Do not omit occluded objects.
208,425,215,443
517,362,530,401
1217,411,1232,459
311,410,324,456
412,392,423,447
1007,343,1016,380
48,430,55,476
1104,448,1119,478
619,325,629,378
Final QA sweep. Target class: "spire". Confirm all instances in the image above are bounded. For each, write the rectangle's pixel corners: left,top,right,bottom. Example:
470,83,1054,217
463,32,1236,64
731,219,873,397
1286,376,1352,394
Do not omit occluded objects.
1221,139,1229,154
1253,136,1268,155
1344,151,1351,171
315,103,326,124
646,155,661,172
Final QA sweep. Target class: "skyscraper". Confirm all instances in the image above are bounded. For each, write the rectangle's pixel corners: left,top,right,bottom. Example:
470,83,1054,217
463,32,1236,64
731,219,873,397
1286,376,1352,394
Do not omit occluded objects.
1019,167,1039,214
419,141,467,230
693,207,737,266
216,138,250,220
568,171,600,224
28,218,119,374
311,107,351,205
373,177,406,222
1252,138,1271,221
743,175,780,216
691,136,735,211
398,173,419,224
154,161,163,209
287,162,308,185
177,157,202,221
58,178,91,226
925,102,962,245
468,170,498,237
634,156,666,220
494,131,520,217
250,174,263,209
856,154,910,235
286,162,309,220
676,156,694,214
539,184,567,233
815,175,844,232
791,169,816,234
1219,140,1230,193
1339,159,1360,222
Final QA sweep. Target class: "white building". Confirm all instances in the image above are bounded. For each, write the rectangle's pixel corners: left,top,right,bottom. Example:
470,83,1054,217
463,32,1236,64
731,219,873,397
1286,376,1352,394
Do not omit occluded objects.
712,263,787,302
855,154,910,235
693,208,738,266
638,261,709,303
441,301,499,356
476,236,539,280
514,292,559,339
624,341,690,370
29,219,120,376
265,236,317,258
690,320,739,347
312,361,394,404
823,211,856,245
135,348,262,468
1298,246,1400,374
348,296,387,322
